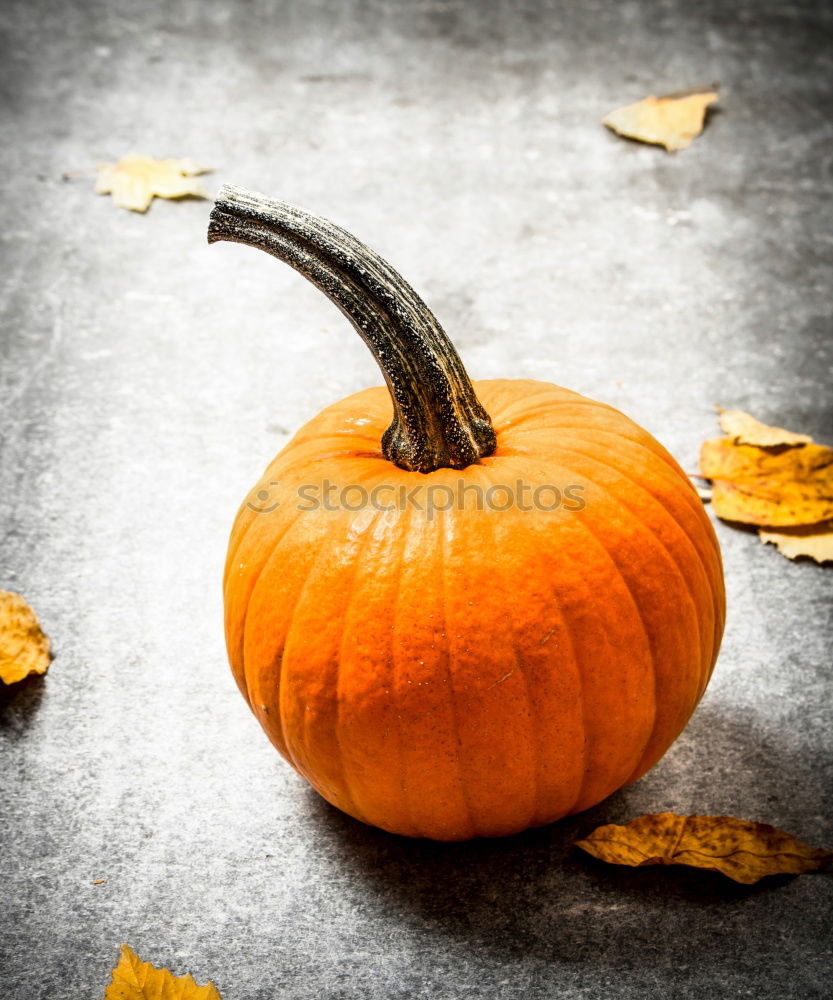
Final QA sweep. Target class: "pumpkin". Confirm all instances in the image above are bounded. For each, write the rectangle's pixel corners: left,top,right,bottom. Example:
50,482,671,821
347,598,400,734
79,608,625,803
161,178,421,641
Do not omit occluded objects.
209,185,725,841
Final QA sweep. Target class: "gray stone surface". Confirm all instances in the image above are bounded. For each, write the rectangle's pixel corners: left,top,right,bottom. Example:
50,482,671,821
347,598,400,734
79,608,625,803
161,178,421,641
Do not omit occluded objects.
1,0,831,997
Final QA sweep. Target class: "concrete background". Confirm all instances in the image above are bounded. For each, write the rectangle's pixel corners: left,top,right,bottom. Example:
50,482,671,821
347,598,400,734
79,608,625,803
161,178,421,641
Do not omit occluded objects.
1,0,831,997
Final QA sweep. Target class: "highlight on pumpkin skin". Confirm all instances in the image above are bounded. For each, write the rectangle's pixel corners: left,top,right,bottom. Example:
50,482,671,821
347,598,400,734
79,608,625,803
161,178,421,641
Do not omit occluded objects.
209,191,726,841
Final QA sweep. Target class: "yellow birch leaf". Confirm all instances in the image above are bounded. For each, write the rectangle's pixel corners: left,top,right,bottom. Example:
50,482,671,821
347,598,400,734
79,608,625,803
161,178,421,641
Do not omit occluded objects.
574,813,833,884
104,944,222,1000
0,590,51,684
759,523,833,563
603,87,719,152
718,408,813,447
95,154,212,213
699,437,833,526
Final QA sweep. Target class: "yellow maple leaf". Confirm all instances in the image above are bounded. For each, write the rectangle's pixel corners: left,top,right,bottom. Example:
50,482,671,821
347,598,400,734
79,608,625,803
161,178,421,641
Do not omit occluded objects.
574,813,833,884
603,87,719,152
0,590,51,684
95,155,212,213
759,523,833,563
718,408,813,447
104,945,222,1000
699,437,833,527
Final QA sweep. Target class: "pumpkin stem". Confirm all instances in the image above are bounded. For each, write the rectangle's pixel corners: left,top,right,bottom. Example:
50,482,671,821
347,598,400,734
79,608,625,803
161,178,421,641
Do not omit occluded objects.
208,185,496,473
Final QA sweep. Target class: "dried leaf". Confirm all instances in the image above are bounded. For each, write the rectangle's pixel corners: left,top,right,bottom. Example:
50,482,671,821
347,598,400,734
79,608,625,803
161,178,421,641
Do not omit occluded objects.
0,590,51,684
574,813,833,884
95,155,212,213
104,944,222,1000
699,437,833,526
603,87,718,152
760,523,833,563
718,408,813,447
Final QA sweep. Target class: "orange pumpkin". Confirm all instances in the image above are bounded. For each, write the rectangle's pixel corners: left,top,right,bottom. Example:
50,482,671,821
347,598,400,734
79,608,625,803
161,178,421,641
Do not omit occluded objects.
210,186,725,841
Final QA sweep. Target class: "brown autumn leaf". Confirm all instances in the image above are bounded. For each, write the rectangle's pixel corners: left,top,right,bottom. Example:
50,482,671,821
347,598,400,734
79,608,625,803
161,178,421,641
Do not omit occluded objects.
0,590,51,685
574,813,833,884
699,437,833,527
760,523,833,563
95,154,212,213
718,408,813,447
603,86,719,152
104,944,222,1000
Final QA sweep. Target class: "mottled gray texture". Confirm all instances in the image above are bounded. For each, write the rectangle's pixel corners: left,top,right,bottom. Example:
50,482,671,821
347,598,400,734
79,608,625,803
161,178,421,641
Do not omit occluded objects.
1,0,831,997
